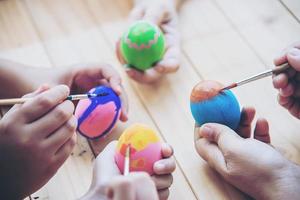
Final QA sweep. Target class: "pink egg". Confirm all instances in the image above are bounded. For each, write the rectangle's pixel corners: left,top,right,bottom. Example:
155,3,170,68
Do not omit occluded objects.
115,124,162,175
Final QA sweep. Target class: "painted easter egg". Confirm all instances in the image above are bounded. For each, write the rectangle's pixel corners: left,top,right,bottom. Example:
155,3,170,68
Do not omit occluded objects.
115,124,162,175
190,80,241,130
120,20,165,71
75,86,121,139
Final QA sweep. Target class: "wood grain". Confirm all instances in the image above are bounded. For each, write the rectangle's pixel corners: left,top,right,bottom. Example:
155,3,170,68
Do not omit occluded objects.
0,0,299,199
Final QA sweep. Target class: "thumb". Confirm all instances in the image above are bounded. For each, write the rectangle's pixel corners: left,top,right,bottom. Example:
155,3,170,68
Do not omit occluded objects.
143,6,167,25
196,123,243,176
199,123,242,151
287,48,300,71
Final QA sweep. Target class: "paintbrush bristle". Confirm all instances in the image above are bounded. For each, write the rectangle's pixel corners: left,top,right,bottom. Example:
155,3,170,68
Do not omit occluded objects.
220,83,237,92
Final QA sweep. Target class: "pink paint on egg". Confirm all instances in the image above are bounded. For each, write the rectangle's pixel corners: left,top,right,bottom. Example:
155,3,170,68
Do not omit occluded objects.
75,86,121,139
115,142,162,175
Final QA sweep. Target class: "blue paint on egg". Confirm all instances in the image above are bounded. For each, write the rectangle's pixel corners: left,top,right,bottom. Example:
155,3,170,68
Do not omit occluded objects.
190,90,241,130
75,86,121,139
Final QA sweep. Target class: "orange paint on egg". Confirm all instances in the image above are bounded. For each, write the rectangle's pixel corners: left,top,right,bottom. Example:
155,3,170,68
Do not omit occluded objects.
190,80,224,102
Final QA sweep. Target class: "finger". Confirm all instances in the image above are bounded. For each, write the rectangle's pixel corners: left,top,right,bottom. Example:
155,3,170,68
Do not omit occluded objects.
236,107,256,138
153,157,176,175
106,177,135,200
143,5,168,25
101,66,122,95
20,85,70,123
254,118,270,143
279,82,294,97
53,132,77,166
195,137,227,176
44,116,77,152
161,143,173,158
277,94,293,109
287,48,300,71
126,68,163,84
6,84,50,115
288,100,300,119
154,26,180,74
31,100,75,138
151,174,173,190
272,73,289,89
119,86,129,122
157,188,169,200
274,53,287,66
294,86,300,98
199,123,242,153
129,5,145,21
116,39,127,66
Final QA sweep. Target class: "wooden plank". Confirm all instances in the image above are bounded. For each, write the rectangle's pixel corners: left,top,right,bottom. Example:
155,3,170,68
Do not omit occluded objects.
87,1,249,199
280,0,300,22
181,0,300,164
209,0,300,160
24,0,196,199
0,1,96,199
0,0,50,66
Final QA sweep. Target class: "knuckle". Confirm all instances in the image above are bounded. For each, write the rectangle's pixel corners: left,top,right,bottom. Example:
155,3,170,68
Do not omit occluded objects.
69,135,77,148
65,117,77,133
54,106,70,122
37,96,53,108
117,179,133,189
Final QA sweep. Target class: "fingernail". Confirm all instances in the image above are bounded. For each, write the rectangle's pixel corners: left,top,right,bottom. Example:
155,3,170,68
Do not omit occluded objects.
199,125,213,138
155,162,165,171
155,66,164,73
288,48,300,57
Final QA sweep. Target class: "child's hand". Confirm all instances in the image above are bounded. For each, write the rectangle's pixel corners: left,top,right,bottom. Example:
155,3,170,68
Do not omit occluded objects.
0,85,77,199
56,63,128,122
117,0,180,84
194,108,300,200
81,141,175,200
273,42,300,119
152,143,176,200
106,173,159,200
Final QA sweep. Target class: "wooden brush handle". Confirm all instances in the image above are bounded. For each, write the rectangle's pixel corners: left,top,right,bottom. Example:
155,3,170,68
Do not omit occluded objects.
0,98,31,106
272,63,290,75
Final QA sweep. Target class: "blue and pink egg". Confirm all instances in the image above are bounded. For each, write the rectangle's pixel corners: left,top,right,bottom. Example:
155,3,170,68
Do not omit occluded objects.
75,86,121,139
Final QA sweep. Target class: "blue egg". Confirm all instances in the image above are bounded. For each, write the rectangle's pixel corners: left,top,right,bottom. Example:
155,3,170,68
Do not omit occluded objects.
190,90,241,130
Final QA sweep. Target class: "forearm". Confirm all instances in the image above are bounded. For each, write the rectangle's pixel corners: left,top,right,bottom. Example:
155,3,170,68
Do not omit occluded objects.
0,59,35,98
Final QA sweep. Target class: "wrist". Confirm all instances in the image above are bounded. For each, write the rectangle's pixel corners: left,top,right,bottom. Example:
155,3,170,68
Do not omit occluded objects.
259,161,300,200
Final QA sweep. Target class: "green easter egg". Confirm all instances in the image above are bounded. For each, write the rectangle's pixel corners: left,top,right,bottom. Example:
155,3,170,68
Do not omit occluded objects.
121,20,165,71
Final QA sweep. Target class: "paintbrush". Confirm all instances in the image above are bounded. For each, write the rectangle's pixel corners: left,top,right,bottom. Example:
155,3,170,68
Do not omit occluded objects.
221,63,290,91
123,145,131,176
0,93,108,106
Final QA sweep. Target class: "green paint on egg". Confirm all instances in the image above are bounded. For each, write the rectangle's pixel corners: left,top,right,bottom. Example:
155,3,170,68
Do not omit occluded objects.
121,20,165,71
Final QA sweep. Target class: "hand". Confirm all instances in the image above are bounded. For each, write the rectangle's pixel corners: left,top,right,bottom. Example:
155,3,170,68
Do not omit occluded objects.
116,0,180,84
194,107,300,200
0,85,77,199
151,143,176,200
56,63,128,122
80,141,175,200
273,42,300,119
0,60,128,122
106,173,159,200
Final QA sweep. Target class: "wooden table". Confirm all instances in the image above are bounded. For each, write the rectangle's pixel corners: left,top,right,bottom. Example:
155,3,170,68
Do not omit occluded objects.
0,0,300,199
